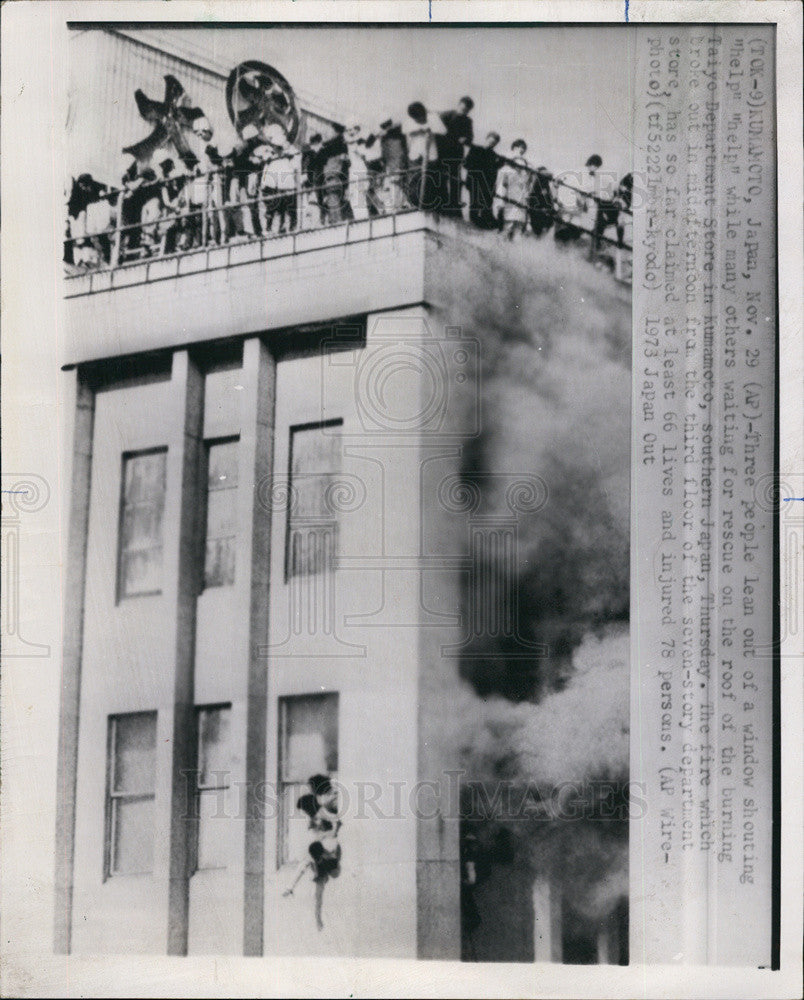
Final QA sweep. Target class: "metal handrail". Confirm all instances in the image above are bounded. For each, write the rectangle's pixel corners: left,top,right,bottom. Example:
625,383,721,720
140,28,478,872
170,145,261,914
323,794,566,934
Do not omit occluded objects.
65,161,633,273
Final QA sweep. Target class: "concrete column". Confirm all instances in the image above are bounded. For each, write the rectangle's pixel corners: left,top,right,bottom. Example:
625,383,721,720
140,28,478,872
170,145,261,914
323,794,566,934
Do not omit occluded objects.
238,337,276,956
597,923,611,964
53,369,95,954
533,875,563,962
532,875,553,962
160,350,205,955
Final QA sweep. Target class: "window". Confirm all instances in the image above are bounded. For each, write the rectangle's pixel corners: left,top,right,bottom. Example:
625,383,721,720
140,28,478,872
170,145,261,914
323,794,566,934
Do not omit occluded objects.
278,693,339,866
105,712,157,877
118,449,167,599
286,421,342,579
192,705,232,871
203,439,239,588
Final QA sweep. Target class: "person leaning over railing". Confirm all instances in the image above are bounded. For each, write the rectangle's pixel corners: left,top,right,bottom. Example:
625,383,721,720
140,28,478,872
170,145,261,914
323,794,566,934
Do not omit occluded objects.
567,153,621,256
494,139,532,239
439,96,474,218
155,157,184,254
344,120,379,221
119,160,147,260
527,165,558,238
190,116,227,246
377,116,409,213
317,128,353,225
227,124,261,240
301,132,325,226
137,167,164,257
405,102,447,212
66,172,112,266
176,152,207,251
256,124,301,235
360,129,387,218
463,132,502,230
613,172,632,246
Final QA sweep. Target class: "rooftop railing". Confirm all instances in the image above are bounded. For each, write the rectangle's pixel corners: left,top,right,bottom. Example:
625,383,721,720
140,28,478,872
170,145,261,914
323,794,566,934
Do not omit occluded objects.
64,160,633,284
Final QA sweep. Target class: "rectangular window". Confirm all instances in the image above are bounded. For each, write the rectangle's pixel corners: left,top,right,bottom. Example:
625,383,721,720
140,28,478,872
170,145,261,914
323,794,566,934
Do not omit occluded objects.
286,421,342,579
192,704,232,871
203,439,239,589
105,712,157,877
277,693,338,866
118,449,167,599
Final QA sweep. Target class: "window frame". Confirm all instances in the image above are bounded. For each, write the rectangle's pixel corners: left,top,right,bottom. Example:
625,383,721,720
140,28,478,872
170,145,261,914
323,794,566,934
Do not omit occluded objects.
201,436,240,592
190,702,233,874
104,711,158,880
284,418,343,583
276,691,339,869
116,446,168,602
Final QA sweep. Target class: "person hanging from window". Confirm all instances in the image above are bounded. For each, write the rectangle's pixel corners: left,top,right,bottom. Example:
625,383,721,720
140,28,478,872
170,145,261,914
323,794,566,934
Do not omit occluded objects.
527,165,558,238
405,102,447,212
494,139,532,239
463,131,502,229
440,96,474,218
282,773,342,932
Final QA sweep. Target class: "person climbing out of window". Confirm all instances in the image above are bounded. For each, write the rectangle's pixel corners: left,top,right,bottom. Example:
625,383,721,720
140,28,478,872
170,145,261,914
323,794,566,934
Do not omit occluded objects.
282,773,342,931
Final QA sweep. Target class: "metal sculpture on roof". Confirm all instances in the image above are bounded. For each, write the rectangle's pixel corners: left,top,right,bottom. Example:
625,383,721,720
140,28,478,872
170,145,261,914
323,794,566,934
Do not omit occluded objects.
122,74,205,164
225,61,300,144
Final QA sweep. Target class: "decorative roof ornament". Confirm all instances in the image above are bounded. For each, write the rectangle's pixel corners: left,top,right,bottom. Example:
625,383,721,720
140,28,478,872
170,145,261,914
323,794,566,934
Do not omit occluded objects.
122,74,205,164
225,61,300,145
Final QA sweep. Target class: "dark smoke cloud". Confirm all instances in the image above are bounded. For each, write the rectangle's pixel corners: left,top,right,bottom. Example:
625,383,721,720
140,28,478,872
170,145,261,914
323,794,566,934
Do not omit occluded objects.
453,234,632,699
438,232,632,934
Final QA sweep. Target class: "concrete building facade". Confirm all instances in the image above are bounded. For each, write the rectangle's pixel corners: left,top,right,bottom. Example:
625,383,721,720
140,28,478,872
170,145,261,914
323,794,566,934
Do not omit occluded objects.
57,214,490,957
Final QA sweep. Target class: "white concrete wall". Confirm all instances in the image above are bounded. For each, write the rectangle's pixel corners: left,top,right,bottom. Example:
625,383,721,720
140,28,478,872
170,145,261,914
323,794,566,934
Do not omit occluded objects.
71,371,176,954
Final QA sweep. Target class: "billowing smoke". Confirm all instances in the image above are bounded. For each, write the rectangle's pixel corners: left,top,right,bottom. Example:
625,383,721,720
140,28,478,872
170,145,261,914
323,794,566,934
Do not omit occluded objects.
444,233,632,947
460,628,629,788
453,233,631,699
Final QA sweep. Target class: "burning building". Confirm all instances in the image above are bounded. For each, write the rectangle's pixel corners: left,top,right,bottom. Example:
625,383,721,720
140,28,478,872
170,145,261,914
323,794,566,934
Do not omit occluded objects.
56,27,631,962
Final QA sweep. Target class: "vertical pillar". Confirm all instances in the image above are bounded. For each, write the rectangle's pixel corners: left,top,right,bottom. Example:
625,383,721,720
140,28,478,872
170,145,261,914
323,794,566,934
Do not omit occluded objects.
161,350,205,955
238,337,276,956
597,924,611,964
532,875,553,963
53,369,95,954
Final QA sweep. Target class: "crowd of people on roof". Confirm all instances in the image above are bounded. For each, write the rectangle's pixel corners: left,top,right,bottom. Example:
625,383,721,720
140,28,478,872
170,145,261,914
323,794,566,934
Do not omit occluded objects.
65,94,633,270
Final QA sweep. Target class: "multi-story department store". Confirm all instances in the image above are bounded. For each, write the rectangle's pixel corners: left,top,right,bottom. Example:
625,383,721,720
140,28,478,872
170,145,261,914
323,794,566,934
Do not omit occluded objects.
57,26,631,962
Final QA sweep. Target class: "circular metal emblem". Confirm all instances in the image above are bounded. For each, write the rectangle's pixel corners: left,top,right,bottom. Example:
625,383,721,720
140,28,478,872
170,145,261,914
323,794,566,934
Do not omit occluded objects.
225,61,300,144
